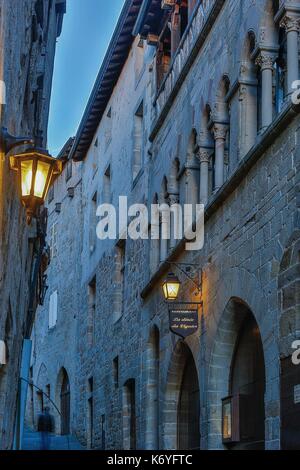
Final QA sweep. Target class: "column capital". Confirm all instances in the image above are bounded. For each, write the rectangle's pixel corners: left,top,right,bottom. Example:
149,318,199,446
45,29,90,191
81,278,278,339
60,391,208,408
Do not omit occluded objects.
255,51,276,71
168,193,179,205
213,123,228,140
280,13,300,33
197,148,211,163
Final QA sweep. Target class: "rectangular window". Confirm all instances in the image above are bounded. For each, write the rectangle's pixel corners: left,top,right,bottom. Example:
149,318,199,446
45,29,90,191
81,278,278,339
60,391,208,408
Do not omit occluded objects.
49,222,58,259
105,107,112,149
65,160,72,182
113,242,126,322
132,101,144,181
113,356,119,389
49,290,58,329
123,379,136,450
89,192,98,254
101,414,106,450
88,277,96,345
103,166,111,204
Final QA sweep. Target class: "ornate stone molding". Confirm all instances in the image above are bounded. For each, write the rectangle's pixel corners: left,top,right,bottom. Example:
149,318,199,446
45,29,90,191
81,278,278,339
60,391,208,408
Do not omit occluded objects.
213,124,228,140
255,52,276,71
168,193,179,205
280,14,300,33
197,148,211,163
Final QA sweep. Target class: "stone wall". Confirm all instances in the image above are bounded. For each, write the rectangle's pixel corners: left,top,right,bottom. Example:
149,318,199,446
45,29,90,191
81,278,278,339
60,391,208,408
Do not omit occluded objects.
0,0,64,449
30,0,300,450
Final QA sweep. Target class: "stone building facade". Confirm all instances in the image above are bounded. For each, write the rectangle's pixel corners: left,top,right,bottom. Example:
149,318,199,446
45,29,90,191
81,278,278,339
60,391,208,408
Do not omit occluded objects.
30,0,300,450
0,0,65,449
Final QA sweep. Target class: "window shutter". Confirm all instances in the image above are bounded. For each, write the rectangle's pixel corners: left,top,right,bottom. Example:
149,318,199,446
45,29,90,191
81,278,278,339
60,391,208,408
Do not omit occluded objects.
49,291,58,329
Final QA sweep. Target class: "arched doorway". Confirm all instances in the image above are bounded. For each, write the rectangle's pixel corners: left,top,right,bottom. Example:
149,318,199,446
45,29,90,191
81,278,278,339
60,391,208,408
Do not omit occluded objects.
208,298,266,449
177,347,200,449
229,312,265,450
163,341,200,450
60,370,70,435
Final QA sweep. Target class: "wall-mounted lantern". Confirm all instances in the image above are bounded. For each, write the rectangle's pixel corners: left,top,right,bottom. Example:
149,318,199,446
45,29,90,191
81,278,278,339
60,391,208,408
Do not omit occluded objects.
1,127,62,224
162,272,181,301
162,262,202,304
9,147,62,224
162,262,203,339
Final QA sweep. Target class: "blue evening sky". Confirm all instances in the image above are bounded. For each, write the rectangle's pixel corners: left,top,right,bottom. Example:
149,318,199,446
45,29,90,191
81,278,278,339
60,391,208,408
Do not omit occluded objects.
48,0,124,155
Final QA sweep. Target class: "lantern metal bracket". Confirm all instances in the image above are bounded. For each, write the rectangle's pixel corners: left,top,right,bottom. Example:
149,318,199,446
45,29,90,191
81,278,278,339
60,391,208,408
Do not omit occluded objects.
166,261,202,294
0,127,34,155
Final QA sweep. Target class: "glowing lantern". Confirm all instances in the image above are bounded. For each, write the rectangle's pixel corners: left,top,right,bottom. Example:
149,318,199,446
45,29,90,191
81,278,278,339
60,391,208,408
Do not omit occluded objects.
9,149,62,223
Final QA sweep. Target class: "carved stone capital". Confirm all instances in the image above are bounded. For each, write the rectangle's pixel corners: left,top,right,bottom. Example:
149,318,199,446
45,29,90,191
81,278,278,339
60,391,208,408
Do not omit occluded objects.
213,124,228,141
255,52,276,71
168,193,179,205
280,14,300,33
197,148,211,163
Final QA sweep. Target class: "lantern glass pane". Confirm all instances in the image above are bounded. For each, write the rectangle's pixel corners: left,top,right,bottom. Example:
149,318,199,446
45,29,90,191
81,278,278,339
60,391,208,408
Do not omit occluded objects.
21,160,33,196
34,160,51,198
223,401,232,440
167,282,180,299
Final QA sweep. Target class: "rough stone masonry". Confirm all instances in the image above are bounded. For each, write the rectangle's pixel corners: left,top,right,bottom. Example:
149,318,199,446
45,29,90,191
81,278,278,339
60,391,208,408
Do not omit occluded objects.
29,0,300,451
0,0,65,449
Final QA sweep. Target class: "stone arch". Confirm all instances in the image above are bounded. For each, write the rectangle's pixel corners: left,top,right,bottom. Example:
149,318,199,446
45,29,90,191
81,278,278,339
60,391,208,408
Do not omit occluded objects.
55,367,71,435
238,30,259,157
145,325,160,449
205,266,279,450
162,340,200,450
34,363,49,421
240,30,257,79
213,75,230,123
207,297,266,449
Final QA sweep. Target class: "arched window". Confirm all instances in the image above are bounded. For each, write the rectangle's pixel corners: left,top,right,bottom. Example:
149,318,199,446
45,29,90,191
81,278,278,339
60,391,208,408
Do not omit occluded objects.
274,27,287,114
185,129,199,207
168,159,181,250
150,193,160,275
159,177,169,262
60,370,70,435
199,104,214,199
212,77,230,190
239,31,259,155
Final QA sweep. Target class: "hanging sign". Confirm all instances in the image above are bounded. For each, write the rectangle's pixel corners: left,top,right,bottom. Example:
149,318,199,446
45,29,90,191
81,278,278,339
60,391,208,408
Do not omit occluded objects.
169,308,198,338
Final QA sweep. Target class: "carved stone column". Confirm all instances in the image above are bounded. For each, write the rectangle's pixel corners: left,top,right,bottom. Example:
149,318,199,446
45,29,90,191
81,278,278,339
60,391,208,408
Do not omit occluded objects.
255,52,276,129
159,192,169,262
238,66,258,157
197,148,210,205
213,124,228,191
280,14,300,94
168,192,180,249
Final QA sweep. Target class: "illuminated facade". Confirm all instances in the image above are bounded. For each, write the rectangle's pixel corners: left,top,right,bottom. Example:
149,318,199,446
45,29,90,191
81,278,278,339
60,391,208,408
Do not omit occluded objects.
30,0,300,450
